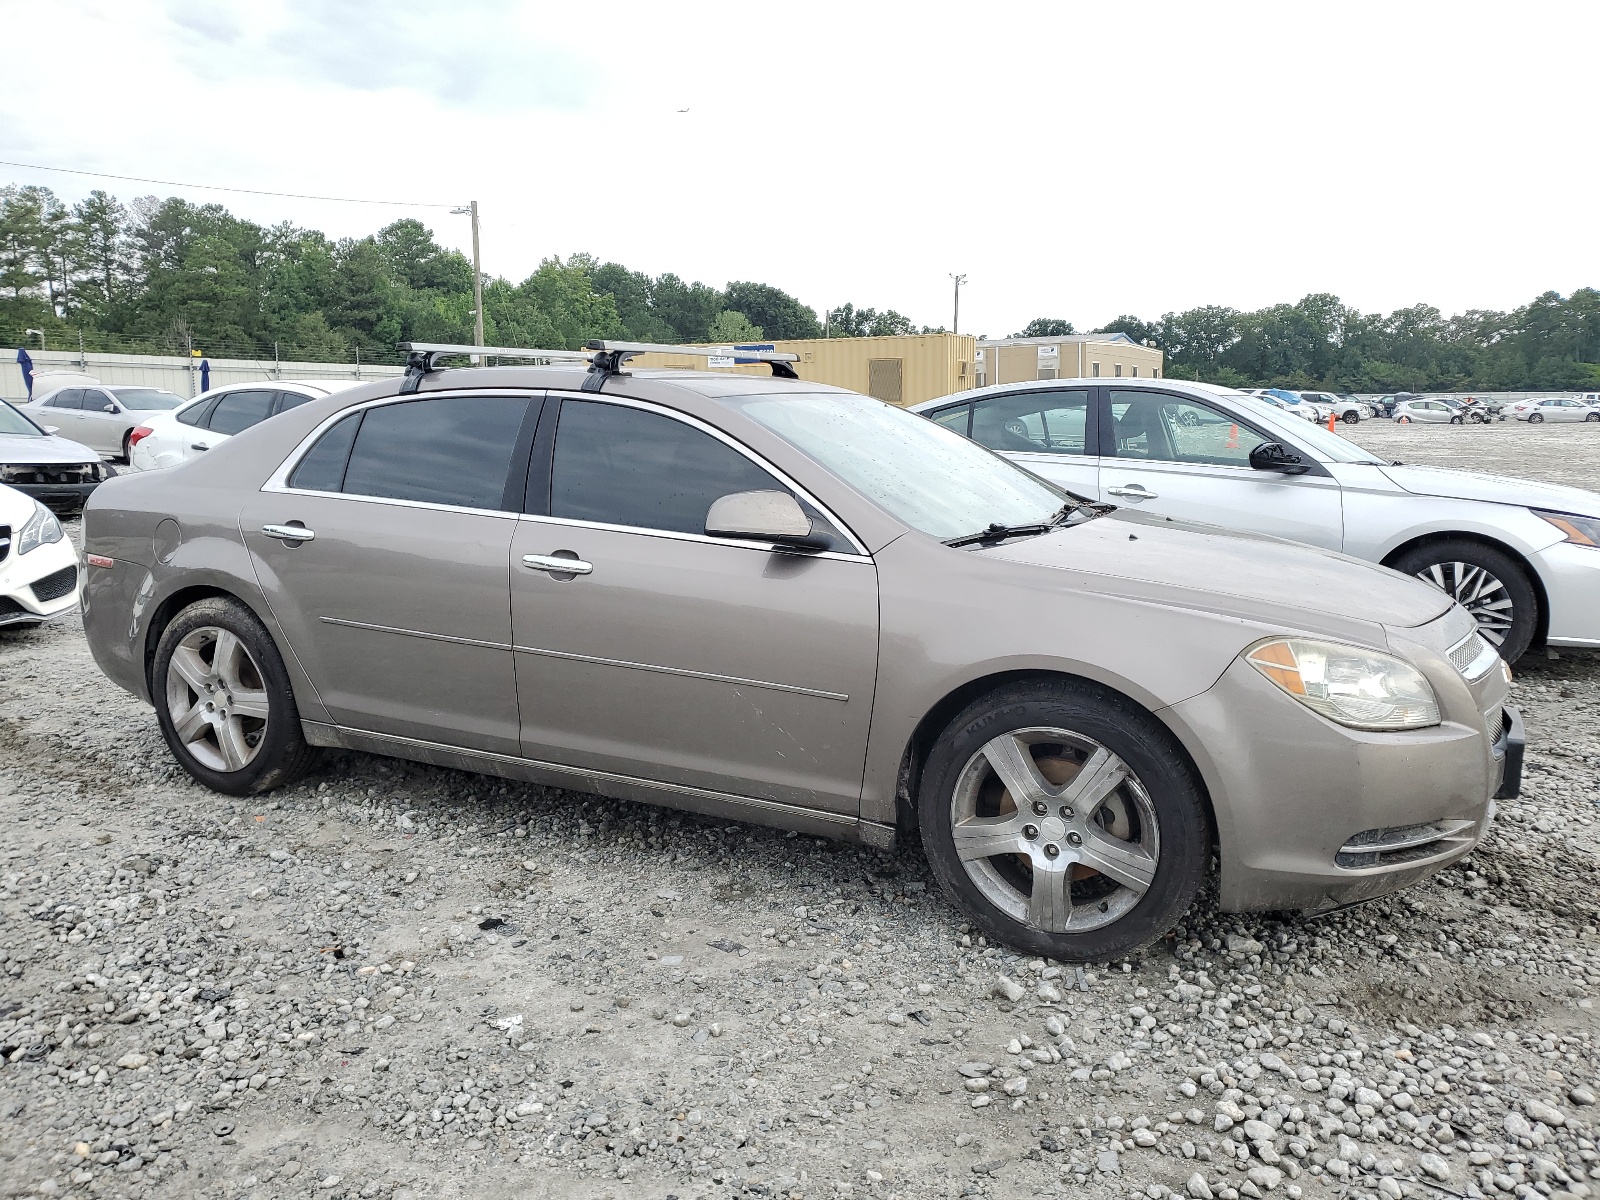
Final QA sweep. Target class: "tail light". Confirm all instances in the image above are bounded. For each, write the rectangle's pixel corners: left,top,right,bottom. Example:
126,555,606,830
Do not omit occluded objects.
129,426,154,446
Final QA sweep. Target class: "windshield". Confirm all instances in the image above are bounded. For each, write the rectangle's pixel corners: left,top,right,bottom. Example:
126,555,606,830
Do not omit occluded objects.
0,401,45,437
111,388,184,411
1223,391,1386,464
724,391,1076,540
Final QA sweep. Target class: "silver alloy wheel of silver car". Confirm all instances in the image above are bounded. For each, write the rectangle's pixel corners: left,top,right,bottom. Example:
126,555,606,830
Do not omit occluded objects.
949,726,1160,934
164,626,272,772
1415,562,1515,645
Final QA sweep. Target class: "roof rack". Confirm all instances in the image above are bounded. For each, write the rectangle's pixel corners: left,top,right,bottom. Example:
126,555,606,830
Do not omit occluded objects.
396,338,801,394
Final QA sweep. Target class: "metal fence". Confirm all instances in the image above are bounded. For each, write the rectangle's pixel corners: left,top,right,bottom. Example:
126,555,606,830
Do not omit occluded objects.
3,347,404,403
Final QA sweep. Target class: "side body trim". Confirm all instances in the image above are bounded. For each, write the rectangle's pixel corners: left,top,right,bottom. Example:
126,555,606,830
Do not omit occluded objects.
510,643,849,701
300,721,894,849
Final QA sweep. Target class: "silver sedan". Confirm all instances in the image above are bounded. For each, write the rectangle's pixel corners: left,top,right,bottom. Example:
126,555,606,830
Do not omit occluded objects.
21,384,186,459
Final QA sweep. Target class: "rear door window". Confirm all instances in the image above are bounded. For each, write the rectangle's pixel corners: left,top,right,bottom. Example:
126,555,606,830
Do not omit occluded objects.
205,390,277,435
274,391,316,414
177,398,219,428
971,390,1091,454
928,404,971,436
336,395,535,511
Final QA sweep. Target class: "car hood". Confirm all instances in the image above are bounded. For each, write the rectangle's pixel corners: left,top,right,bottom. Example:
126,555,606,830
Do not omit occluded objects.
1379,464,1600,518
0,430,100,464
981,509,1453,642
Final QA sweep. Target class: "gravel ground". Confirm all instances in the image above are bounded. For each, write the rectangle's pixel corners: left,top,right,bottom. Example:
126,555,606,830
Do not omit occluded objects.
2,425,1598,1200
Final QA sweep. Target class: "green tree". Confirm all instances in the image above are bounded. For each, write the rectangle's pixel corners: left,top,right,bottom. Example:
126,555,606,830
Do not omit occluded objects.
723,281,819,339
826,303,913,337
707,310,764,343
1092,315,1158,346
1013,317,1075,337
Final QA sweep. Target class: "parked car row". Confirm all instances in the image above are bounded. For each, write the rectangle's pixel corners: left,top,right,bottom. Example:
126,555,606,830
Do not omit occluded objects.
77,343,1526,963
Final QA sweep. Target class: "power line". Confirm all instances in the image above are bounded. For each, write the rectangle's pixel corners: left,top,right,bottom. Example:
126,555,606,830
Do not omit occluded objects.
0,158,457,209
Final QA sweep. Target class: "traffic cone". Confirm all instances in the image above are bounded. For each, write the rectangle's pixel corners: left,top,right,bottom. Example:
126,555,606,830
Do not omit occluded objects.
1327,411,1338,433
1226,424,1239,449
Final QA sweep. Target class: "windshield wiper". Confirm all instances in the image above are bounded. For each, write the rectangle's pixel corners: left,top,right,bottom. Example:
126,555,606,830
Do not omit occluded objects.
942,504,1078,549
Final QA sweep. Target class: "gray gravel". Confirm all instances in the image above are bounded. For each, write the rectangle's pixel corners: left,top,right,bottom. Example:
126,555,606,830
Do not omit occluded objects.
2,425,1598,1200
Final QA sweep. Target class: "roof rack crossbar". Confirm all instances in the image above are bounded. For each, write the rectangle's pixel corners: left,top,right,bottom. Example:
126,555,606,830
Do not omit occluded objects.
394,338,803,395
396,341,593,394
581,340,801,383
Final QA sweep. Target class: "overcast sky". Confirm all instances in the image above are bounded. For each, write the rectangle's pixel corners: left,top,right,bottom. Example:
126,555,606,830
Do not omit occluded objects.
5,0,1596,337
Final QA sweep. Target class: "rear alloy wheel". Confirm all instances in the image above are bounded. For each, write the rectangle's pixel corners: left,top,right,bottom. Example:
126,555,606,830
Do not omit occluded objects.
153,596,317,795
1528,412,1544,424
919,680,1208,960
1391,539,1538,663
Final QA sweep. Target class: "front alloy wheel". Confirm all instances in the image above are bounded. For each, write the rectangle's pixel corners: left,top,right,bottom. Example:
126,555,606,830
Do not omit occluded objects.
919,680,1208,960
950,728,1159,933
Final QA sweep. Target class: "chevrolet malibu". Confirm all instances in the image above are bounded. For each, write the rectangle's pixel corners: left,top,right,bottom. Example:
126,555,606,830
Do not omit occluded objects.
81,344,1522,960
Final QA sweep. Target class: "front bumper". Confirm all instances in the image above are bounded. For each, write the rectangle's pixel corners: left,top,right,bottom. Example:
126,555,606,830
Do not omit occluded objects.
0,537,81,626
9,480,101,513
1164,655,1505,914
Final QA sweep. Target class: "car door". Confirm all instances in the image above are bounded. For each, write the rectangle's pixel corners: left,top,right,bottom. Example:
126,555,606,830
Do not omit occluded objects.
1098,388,1345,550
38,389,85,438
966,387,1099,498
76,388,124,453
510,394,879,815
241,391,541,755
196,389,277,459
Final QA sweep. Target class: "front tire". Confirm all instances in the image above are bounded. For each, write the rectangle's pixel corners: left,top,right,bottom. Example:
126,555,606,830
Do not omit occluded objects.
1586,413,1599,422
1391,540,1538,663
1341,411,1360,424
918,679,1209,961
1449,415,1464,425
152,597,317,795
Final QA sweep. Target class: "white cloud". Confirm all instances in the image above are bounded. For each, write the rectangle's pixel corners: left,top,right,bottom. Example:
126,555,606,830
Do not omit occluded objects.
5,0,1597,336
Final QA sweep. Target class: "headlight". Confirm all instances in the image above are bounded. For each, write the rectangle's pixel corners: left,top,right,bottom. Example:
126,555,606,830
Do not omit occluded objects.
16,500,65,556
1245,637,1440,731
1535,510,1600,548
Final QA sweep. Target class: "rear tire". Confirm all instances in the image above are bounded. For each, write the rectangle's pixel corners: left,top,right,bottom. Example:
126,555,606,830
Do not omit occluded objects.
1390,540,1538,663
1529,412,1544,424
152,597,318,795
918,679,1209,961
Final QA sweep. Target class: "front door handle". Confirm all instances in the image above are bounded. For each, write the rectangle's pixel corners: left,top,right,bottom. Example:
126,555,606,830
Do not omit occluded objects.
1106,484,1159,499
523,552,593,577
190,443,210,451
262,524,316,542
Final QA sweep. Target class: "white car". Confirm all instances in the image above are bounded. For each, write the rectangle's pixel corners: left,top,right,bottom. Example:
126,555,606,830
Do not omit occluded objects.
129,380,363,471
1393,398,1468,424
914,378,1600,662
0,481,81,629
19,383,186,460
1506,397,1600,423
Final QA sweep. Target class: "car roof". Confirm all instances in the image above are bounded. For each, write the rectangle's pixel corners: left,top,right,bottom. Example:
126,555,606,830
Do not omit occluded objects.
907,377,1230,412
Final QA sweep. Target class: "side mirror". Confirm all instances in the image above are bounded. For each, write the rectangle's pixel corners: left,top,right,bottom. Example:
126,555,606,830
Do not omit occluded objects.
1248,441,1310,475
103,404,119,414
705,490,829,550
42,425,60,435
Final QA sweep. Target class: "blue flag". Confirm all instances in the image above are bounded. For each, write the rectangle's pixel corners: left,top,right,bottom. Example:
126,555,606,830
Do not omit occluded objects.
200,359,211,392
17,347,34,397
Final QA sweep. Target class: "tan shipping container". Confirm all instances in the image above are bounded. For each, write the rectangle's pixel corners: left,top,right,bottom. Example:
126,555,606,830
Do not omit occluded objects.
626,333,978,407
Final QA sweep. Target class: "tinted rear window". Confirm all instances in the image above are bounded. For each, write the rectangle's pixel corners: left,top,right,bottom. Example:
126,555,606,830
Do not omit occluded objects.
340,396,532,510
206,390,276,435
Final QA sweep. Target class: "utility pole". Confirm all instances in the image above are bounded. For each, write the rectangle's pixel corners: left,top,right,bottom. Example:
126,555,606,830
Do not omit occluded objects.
454,201,485,360
949,274,967,335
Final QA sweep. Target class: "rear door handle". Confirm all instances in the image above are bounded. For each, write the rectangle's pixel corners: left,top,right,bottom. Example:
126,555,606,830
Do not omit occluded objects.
1106,485,1158,499
262,524,316,542
523,553,593,576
